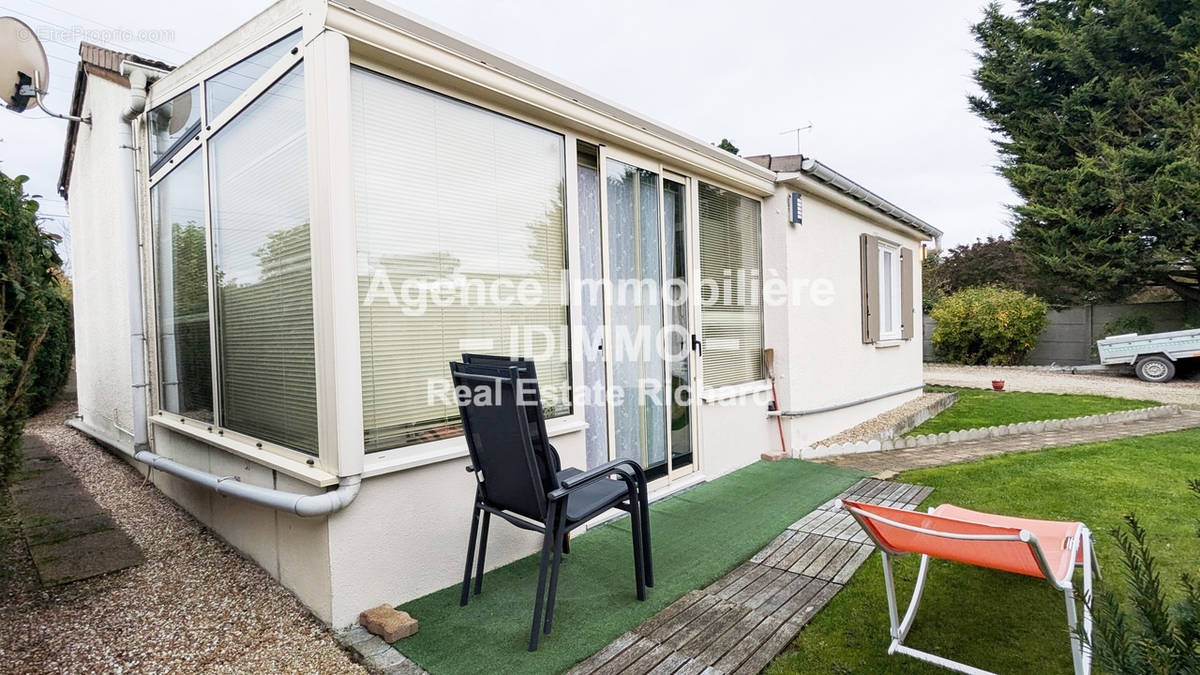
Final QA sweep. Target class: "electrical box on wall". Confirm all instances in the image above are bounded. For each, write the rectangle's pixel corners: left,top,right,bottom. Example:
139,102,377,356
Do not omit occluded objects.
788,191,803,225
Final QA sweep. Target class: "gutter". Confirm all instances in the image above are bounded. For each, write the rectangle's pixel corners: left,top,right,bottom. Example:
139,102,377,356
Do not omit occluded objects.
68,417,360,517
767,384,926,418
109,61,361,517
796,158,942,244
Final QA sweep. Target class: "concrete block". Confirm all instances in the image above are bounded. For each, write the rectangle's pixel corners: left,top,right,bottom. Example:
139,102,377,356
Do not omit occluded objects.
867,440,882,453
360,605,419,642
761,450,788,462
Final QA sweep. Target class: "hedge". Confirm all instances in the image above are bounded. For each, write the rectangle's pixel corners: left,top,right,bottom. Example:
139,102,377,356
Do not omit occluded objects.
1,172,74,478
930,286,1047,366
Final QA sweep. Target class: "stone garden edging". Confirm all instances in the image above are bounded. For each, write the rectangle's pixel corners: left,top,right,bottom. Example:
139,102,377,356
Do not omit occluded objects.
796,404,1182,460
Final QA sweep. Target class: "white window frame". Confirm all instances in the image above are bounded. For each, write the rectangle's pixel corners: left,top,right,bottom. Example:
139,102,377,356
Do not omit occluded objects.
877,240,903,341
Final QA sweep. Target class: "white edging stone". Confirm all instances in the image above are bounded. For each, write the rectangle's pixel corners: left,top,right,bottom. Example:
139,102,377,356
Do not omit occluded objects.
798,405,1181,460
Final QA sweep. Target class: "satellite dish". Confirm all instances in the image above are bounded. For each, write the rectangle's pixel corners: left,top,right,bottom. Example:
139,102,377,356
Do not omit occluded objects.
0,17,48,113
165,91,193,134
1,16,86,123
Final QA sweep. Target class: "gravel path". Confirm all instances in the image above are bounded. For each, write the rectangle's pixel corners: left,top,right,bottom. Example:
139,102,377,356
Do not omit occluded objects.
925,364,1200,407
817,393,950,445
0,399,365,674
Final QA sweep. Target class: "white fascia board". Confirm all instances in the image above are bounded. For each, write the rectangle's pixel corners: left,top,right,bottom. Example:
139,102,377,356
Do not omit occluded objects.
325,0,777,196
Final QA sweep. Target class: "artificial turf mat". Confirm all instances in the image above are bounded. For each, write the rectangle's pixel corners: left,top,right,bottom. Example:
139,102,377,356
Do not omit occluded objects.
391,459,864,674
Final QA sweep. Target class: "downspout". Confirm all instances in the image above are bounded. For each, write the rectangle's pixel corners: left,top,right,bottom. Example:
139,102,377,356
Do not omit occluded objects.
107,63,360,517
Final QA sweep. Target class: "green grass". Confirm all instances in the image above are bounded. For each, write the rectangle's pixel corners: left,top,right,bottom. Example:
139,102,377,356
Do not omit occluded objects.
394,460,864,675
767,428,1200,675
906,386,1158,436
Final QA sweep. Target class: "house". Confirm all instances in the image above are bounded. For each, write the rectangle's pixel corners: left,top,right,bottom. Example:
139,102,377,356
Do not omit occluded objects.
58,0,940,628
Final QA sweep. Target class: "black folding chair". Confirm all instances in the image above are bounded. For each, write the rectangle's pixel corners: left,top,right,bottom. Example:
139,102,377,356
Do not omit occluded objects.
450,358,653,651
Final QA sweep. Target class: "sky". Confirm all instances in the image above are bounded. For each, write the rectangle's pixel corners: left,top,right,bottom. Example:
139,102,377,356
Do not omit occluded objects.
0,0,1020,272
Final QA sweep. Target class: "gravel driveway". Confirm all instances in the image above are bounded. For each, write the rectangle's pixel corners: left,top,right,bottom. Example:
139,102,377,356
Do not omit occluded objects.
0,399,365,674
925,364,1200,407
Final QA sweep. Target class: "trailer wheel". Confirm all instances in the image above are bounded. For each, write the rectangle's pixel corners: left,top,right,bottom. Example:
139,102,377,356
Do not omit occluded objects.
1135,355,1175,383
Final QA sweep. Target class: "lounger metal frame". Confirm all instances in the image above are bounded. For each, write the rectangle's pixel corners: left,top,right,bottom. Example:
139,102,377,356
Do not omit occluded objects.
839,500,1099,675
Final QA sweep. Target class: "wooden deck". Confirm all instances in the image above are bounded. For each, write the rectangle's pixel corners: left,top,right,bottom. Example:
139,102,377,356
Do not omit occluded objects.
569,478,933,675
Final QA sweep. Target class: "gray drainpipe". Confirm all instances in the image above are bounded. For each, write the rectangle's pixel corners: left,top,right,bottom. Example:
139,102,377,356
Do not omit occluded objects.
102,62,361,517
768,383,925,418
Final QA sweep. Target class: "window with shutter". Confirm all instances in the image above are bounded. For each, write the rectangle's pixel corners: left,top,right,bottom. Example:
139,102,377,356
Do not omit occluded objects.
698,183,763,388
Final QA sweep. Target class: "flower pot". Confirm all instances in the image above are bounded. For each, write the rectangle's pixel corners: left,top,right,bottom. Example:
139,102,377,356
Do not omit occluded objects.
991,380,1005,392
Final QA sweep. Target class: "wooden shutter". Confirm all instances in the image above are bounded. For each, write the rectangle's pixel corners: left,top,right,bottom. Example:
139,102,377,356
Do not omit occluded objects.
901,247,914,340
860,234,880,343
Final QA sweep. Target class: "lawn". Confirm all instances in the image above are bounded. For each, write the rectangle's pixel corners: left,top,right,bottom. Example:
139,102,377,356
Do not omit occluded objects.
393,459,864,675
906,386,1158,436
767,428,1200,674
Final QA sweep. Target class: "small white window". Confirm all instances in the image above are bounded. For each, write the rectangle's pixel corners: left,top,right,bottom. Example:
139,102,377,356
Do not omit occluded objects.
878,241,902,340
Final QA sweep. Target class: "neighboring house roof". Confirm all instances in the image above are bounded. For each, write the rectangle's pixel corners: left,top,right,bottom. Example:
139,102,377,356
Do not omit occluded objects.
744,153,943,240
57,43,172,199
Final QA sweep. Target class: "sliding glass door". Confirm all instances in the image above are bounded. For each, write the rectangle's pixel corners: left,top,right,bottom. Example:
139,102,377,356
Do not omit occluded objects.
596,154,696,481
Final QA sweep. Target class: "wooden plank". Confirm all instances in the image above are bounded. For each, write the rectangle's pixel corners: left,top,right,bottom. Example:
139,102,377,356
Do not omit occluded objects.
569,632,638,674
688,607,770,667
831,544,875,585
645,651,690,675
635,590,707,638
623,642,673,675
726,566,786,606
664,599,742,653
647,594,721,644
762,532,807,567
785,536,837,575
677,602,752,658
669,658,710,675
750,531,796,564
704,562,757,596
591,637,658,675
771,577,828,625
751,574,816,616
774,534,821,571
783,580,840,629
713,565,770,600
810,538,863,582
712,614,784,674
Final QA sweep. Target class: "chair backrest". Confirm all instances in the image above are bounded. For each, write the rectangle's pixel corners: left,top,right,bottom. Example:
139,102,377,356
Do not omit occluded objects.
460,354,558,488
841,499,1051,580
450,361,548,522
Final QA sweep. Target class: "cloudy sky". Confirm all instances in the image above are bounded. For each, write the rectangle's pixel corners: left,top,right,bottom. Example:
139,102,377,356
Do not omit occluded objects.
1,0,1019,270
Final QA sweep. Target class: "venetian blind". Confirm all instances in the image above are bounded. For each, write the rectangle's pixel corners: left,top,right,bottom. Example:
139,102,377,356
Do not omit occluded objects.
208,65,318,454
698,183,764,388
350,67,570,452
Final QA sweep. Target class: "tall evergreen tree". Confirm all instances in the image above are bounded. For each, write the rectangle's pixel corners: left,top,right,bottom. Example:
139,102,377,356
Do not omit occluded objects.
971,0,1200,303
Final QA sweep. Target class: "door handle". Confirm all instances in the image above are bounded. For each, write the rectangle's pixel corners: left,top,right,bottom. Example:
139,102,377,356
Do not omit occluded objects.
691,334,702,357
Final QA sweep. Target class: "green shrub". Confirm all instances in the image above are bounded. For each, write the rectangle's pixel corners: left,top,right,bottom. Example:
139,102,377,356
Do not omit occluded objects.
1089,480,1200,673
1,172,73,478
1101,311,1155,339
930,286,1048,365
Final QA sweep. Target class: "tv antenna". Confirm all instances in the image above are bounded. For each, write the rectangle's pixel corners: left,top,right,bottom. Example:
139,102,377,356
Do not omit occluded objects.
1,16,89,124
780,122,813,155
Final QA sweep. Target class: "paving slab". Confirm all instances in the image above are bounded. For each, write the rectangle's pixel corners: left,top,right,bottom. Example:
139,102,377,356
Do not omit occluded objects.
6,433,143,585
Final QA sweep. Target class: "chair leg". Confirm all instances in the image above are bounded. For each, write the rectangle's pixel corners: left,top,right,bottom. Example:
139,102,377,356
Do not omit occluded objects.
473,511,491,596
637,484,653,588
460,502,481,607
562,531,570,555
529,504,558,652
543,507,569,635
1065,586,1084,675
629,496,646,601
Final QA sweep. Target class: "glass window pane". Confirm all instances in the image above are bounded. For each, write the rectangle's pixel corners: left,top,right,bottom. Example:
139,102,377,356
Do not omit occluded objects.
350,67,569,452
663,178,692,470
209,64,317,454
152,151,213,421
205,30,300,120
698,183,763,388
576,143,609,469
148,87,201,169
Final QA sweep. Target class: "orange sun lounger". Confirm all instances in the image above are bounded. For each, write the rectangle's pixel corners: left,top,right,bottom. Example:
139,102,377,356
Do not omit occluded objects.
840,499,1098,675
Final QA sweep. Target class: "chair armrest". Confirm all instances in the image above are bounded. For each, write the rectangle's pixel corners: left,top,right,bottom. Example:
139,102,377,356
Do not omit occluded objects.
549,459,646,501
546,443,563,475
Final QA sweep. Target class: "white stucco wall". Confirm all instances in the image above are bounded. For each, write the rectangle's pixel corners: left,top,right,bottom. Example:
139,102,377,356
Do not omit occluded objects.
761,184,927,451
67,75,136,446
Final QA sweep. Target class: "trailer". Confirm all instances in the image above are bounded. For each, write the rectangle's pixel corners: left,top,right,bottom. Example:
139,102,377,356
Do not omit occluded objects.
1096,328,1200,382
